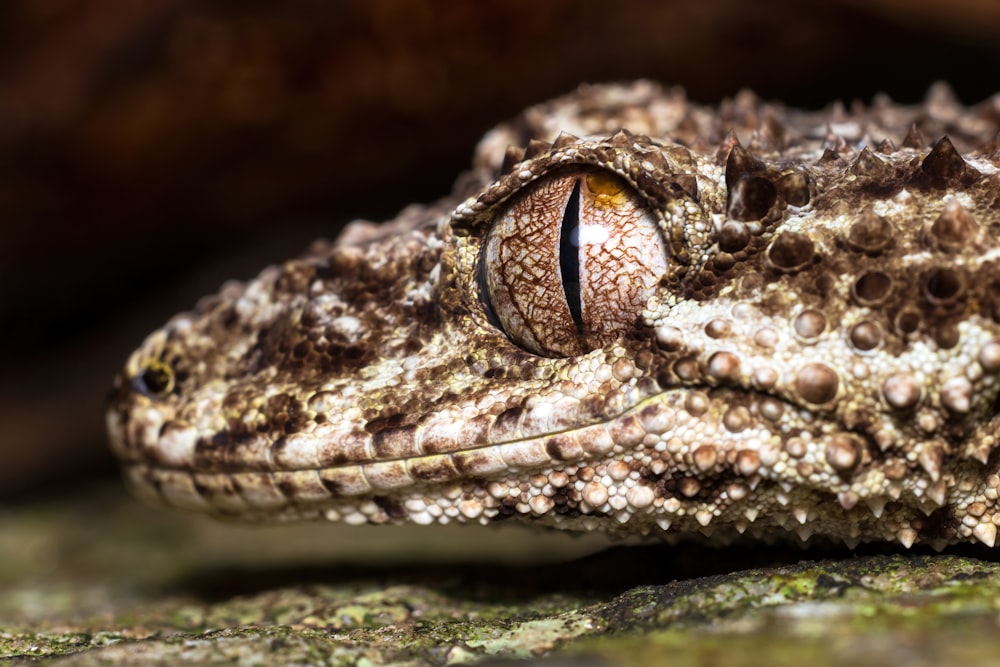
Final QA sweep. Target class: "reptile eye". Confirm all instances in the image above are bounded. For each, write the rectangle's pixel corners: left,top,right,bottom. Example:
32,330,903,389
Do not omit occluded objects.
480,170,668,357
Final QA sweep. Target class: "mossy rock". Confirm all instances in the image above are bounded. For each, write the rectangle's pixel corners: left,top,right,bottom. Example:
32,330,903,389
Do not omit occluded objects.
2,482,999,665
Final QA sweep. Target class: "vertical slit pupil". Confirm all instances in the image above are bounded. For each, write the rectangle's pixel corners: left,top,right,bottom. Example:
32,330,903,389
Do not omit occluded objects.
559,178,584,336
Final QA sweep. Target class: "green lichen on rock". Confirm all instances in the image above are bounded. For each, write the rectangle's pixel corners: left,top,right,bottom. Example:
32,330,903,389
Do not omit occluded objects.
3,483,1000,665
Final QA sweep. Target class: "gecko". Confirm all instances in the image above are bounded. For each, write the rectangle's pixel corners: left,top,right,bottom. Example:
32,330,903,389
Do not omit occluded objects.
107,81,1000,548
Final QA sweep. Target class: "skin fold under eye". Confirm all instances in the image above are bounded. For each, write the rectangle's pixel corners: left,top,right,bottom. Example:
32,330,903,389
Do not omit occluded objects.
481,170,669,357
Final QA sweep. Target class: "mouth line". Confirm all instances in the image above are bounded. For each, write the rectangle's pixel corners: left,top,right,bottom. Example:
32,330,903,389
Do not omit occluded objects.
123,384,847,481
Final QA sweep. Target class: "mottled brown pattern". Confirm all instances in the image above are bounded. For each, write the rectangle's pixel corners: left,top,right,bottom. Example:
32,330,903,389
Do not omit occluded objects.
108,81,1000,547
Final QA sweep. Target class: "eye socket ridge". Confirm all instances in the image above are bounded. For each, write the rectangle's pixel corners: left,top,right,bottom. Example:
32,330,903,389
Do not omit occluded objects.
479,169,669,358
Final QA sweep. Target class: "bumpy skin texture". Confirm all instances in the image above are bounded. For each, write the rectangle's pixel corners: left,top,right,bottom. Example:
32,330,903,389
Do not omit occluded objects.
108,81,1000,548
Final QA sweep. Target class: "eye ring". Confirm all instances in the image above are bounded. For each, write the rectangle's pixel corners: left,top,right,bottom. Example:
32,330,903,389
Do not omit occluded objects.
132,360,175,397
478,169,668,357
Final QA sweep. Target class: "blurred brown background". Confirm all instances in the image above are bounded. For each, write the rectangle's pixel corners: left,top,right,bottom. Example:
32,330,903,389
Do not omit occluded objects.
2,0,999,500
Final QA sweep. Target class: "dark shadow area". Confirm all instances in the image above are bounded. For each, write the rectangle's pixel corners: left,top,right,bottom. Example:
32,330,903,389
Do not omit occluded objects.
4,0,1000,497
167,539,1000,605
4,443,121,505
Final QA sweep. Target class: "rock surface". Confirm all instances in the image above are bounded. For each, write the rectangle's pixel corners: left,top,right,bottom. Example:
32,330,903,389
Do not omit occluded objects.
3,483,1000,665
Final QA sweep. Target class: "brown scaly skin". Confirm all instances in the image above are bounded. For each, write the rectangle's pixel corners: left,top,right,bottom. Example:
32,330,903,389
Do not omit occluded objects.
107,81,1000,548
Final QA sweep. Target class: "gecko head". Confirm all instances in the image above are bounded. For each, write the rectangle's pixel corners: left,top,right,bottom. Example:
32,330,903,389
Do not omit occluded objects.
108,81,1000,545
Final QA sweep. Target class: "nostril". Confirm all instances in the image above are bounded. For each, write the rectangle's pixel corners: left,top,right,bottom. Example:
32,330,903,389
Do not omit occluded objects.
132,361,174,397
